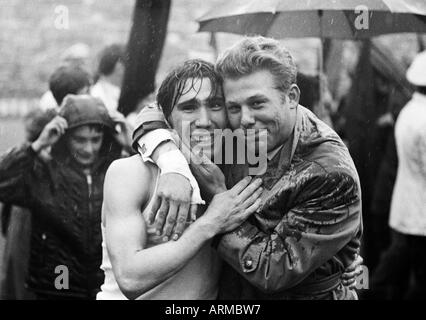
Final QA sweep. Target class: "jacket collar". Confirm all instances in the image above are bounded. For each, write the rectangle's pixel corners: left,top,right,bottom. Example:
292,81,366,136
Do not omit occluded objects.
274,105,303,172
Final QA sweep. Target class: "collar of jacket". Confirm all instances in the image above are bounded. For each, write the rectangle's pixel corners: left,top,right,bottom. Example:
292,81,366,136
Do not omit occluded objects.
275,105,340,173
274,104,303,172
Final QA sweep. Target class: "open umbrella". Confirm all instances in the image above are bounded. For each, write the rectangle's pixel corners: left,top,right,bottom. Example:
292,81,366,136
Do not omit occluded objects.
198,0,426,113
198,0,426,39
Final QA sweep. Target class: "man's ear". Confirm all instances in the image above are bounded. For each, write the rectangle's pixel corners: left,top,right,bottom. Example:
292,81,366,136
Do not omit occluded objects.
288,84,300,109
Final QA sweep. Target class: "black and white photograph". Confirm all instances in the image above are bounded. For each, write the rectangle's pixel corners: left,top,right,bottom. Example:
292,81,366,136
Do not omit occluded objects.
0,0,425,307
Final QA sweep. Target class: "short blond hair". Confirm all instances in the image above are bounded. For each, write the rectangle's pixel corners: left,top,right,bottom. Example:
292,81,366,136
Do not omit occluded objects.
216,36,297,94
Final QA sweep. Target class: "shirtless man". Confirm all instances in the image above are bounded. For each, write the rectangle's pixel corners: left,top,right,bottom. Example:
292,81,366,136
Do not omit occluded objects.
97,59,263,300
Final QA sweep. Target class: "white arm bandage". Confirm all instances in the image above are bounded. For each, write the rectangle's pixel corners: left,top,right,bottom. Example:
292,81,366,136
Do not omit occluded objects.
156,150,204,205
137,129,174,163
136,130,204,205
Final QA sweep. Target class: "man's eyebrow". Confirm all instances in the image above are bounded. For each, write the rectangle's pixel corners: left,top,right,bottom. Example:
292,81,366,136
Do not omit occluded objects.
176,98,199,106
226,94,268,106
247,94,268,102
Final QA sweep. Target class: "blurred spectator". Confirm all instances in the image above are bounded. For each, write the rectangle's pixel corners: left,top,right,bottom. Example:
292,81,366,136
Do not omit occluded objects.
297,72,337,128
91,44,126,113
0,109,57,300
49,65,92,106
0,95,125,299
60,43,91,70
341,41,412,273
39,43,91,110
2,63,91,298
380,51,426,300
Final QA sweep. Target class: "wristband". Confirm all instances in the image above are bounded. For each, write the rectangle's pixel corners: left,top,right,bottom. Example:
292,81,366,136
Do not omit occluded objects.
136,129,174,163
156,149,205,205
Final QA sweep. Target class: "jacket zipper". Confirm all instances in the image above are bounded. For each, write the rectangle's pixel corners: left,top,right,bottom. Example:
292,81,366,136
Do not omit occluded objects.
86,172,93,296
86,173,93,212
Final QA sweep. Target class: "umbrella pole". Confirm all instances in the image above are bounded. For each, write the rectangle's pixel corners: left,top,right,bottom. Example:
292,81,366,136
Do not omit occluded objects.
318,10,325,120
417,34,425,52
209,32,219,60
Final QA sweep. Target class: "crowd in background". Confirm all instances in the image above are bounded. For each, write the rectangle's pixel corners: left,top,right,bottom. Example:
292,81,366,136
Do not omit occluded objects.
0,38,425,299
0,43,133,299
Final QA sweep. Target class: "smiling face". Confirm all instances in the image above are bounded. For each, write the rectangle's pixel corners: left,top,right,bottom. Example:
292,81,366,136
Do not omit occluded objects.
224,69,299,153
168,77,227,161
67,125,104,167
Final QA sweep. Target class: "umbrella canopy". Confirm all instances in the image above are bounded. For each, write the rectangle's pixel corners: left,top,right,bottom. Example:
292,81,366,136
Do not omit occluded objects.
198,0,426,39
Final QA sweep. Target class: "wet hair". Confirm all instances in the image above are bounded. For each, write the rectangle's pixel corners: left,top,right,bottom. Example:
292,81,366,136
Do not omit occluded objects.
96,44,125,77
156,59,223,119
49,65,92,105
215,36,297,95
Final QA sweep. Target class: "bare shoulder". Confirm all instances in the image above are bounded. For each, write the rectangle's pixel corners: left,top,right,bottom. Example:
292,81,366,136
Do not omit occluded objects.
103,156,159,226
104,155,158,206
107,155,155,184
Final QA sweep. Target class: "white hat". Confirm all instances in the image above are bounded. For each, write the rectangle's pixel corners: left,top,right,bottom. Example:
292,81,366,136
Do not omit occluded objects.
406,50,426,86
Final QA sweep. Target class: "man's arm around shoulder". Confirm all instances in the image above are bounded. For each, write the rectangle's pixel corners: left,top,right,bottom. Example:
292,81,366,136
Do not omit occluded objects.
215,170,362,294
103,156,218,299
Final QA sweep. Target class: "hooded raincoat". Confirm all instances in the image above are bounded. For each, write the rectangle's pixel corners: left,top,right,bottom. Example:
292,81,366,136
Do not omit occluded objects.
0,96,121,299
